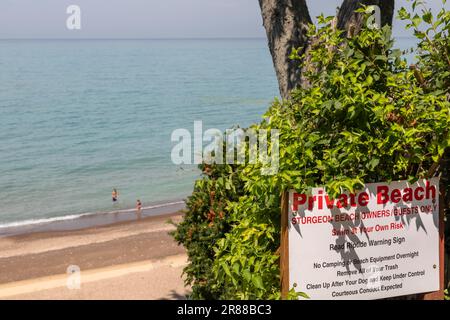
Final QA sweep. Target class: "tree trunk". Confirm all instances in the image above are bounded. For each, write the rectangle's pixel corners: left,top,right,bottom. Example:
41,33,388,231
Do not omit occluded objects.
258,0,312,100
259,0,395,99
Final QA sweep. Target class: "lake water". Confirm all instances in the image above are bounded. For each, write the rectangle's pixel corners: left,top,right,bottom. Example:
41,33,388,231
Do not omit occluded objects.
0,37,417,228
0,39,279,227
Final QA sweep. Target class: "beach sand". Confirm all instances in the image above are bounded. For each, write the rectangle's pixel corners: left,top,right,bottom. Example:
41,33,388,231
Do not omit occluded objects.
0,212,190,300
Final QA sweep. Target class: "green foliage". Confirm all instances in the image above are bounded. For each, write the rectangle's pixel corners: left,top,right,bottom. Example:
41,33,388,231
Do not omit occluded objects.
276,18,448,198
399,0,450,189
171,161,245,299
173,7,450,300
399,1,450,296
399,0,450,97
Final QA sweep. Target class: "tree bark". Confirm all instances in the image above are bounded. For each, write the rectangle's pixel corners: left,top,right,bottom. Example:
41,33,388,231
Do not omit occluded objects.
259,0,395,99
258,0,312,100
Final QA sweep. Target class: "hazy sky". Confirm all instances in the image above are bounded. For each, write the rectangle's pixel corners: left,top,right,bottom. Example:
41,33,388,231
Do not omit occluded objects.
0,0,448,39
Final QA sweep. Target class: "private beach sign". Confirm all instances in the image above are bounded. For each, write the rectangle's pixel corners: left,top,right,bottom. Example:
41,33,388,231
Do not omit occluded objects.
283,177,442,300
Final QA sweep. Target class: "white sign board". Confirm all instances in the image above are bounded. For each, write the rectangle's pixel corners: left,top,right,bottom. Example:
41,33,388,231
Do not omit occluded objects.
288,178,440,300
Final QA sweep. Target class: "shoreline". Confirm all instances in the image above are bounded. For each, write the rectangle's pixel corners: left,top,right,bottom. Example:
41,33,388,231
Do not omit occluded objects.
0,211,189,299
0,199,186,237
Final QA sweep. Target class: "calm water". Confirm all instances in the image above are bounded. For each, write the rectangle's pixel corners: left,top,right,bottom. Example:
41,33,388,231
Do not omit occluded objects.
0,39,279,226
0,37,417,227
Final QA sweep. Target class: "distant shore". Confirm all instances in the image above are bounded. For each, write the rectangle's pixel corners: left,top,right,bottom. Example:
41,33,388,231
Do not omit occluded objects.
0,211,190,299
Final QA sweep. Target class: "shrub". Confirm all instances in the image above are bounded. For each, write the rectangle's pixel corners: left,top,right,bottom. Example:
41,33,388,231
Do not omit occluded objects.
171,161,245,299
398,0,450,292
174,7,450,299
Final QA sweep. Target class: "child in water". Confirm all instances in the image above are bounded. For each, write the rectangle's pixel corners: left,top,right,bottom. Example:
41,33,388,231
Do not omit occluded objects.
112,189,119,202
136,199,142,211
136,199,143,220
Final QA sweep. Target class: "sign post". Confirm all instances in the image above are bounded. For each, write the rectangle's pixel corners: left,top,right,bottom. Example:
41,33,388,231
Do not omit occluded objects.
280,191,289,299
282,178,444,300
419,180,445,300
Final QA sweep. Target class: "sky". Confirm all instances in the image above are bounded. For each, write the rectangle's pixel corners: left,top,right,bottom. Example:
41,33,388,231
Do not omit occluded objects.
0,0,448,39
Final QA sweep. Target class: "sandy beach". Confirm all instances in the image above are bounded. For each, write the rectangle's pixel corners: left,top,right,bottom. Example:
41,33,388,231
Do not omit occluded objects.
0,212,190,300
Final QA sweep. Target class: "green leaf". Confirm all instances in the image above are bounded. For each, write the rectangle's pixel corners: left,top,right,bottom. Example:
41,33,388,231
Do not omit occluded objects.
423,11,433,24
367,158,380,170
221,262,232,278
252,275,265,290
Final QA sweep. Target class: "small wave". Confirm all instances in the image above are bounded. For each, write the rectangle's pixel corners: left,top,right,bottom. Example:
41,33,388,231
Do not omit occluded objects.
0,200,185,229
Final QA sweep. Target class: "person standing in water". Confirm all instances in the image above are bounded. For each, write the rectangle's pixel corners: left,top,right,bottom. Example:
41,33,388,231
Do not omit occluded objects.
112,189,119,202
136,200,143,220
136,199,142,211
